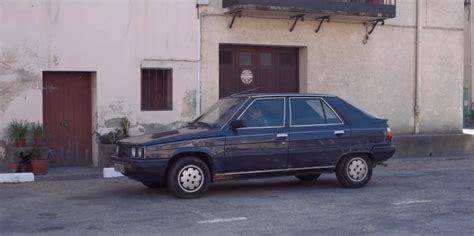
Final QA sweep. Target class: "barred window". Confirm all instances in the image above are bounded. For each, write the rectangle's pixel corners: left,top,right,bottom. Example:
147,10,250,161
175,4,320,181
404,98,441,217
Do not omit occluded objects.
141,68,172,111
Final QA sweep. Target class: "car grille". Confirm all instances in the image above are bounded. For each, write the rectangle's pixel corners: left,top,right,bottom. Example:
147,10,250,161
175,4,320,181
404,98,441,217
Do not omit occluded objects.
118,145,132,157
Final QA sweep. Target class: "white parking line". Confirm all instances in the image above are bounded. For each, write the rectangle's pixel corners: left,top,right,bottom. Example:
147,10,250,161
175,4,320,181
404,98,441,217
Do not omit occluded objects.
392,199,432,205
197,217,247,224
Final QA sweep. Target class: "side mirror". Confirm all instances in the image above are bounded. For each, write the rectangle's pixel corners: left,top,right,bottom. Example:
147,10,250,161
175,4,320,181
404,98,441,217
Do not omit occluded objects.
230,120,245,130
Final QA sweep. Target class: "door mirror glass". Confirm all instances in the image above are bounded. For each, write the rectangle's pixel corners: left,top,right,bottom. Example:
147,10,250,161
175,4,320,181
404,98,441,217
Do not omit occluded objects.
230,120,246,130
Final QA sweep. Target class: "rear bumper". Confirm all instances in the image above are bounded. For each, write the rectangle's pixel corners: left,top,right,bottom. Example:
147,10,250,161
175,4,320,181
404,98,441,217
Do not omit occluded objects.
111,156,169,183
371,145,396,164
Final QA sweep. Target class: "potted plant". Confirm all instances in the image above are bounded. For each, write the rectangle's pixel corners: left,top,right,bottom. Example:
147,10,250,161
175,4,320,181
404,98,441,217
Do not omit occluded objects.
32,122,44,145
95,117,130,168
6,151,19,173
30,146,50,175
8,119,28,147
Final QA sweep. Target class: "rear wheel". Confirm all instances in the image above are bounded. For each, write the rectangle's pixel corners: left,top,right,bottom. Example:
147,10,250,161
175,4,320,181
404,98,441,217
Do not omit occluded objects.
167,157,211,199
336,154,372,188
295,174,321,182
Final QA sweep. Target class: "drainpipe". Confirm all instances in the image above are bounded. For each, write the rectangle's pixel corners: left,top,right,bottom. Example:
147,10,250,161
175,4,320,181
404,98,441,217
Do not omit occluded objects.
196,3,202,117
414,0,423,134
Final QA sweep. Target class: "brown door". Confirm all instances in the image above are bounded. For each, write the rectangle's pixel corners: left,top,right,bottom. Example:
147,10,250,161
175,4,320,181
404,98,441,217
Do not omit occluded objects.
219,45,299,98
43,72,92,166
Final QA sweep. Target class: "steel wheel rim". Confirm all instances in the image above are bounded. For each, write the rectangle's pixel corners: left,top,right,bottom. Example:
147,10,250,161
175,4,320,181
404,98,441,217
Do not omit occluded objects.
346,157,368,182
178,165,204,193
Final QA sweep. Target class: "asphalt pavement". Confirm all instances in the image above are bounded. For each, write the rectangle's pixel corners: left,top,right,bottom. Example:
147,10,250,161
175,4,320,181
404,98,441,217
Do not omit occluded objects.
1,156,473,235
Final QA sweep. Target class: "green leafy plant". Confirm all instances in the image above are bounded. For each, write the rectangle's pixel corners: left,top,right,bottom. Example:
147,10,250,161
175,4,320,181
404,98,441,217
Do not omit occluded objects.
32,122,44,138
94,129,125,144
8,119,28,140
31,146,50,160
94,117,130,144
122,117,130,138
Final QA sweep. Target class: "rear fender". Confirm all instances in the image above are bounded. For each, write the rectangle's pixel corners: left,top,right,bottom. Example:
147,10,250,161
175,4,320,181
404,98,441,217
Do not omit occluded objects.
335,150,375,167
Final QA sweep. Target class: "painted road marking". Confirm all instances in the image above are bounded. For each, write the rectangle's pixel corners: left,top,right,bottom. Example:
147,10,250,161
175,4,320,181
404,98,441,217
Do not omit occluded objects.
197,217,248,224
393,199,432,205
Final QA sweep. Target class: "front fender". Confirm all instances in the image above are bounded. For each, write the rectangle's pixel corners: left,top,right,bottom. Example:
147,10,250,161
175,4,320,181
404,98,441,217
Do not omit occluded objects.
146,136,225,160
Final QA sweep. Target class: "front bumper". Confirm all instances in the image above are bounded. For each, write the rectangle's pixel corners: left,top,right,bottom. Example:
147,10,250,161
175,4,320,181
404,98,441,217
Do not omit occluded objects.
371,145,396,164
111,156,169,183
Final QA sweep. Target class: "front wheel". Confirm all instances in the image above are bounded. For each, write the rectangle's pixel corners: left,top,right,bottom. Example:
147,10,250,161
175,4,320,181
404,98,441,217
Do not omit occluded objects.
336,154,372,188
167,157,211,199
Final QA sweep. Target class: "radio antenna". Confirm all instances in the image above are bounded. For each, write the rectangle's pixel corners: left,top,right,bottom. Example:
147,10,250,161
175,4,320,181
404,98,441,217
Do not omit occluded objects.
230,87,260,96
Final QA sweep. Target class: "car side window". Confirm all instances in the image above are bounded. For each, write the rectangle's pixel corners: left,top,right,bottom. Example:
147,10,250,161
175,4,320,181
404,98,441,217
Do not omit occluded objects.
291,98,341,126
239,98,285,128
322,101,341,124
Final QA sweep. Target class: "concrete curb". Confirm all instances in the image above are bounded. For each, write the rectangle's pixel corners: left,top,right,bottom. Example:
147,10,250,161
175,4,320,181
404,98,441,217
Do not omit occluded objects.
35,173,102,181
103,168,124,178
393,133,474,158
0,173,34,183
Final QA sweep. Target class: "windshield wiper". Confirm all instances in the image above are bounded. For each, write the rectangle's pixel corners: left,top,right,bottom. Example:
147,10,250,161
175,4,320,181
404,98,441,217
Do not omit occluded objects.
196,121,213,129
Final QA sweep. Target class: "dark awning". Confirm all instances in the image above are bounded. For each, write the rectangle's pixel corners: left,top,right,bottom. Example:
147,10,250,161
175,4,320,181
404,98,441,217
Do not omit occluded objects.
223,0,396,23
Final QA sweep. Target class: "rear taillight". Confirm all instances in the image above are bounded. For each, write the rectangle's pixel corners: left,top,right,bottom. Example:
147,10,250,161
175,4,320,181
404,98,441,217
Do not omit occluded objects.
386,128,393,141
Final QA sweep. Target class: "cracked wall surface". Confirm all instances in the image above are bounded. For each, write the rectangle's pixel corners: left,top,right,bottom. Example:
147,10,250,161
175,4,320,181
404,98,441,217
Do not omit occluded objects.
0,0,200,167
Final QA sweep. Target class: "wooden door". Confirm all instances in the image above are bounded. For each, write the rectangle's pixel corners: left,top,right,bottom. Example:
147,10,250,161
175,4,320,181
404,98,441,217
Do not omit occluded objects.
43,72,92,166
219,45,299,98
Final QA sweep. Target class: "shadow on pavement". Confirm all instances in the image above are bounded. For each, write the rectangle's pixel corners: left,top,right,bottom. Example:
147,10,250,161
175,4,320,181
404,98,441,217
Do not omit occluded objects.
97,177,342,200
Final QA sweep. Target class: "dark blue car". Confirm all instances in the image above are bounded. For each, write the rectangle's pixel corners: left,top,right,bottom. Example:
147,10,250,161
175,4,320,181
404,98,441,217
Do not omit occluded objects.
112,94,395,198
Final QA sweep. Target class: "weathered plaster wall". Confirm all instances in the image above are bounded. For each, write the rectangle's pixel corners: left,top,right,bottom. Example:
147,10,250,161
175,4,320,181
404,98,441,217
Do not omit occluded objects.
464,5,471,113
200,0,464,134
469,3,474,108
0,0,199,164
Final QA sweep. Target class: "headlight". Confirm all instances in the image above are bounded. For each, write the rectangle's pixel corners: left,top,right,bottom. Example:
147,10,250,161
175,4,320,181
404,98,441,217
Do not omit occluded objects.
138,147,146,158
130,147,146,158
137,148,143,158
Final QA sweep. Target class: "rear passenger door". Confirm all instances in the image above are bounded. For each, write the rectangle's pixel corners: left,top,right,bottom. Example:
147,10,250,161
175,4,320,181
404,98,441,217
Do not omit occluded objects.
288,97,351,168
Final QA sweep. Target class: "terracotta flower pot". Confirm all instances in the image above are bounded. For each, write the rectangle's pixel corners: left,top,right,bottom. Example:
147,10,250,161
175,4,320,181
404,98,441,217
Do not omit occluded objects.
31,160,48,175
7,163,18,173
33,136,43,145
15,138,26,147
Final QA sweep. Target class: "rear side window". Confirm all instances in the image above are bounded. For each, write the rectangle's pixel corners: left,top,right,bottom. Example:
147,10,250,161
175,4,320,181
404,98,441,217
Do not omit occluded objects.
290,98,342,126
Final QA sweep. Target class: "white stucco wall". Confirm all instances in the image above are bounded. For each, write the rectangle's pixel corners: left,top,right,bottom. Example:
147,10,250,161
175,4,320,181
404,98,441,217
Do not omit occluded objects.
0,0,199,165
200,0,464,134
0,0,199,136
0,0,466,167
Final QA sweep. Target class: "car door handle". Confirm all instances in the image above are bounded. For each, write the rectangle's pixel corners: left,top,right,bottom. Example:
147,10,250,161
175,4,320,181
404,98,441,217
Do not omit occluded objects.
334,130,345,136
276,133,288,139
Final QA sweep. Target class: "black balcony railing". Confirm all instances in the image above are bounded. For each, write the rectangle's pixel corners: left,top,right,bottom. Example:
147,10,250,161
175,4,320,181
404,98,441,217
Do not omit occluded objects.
223,0,396,21
344,0,395,5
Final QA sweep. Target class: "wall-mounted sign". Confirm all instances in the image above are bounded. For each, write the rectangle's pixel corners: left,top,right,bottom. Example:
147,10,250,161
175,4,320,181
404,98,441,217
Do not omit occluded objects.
240,70,253,85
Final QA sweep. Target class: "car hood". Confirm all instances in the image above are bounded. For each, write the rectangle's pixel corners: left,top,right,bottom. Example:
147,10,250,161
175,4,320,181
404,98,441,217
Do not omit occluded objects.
117,127,223,146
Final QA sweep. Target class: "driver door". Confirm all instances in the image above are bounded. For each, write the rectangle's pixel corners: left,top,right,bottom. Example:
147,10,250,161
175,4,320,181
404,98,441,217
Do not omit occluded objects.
224,97,289,173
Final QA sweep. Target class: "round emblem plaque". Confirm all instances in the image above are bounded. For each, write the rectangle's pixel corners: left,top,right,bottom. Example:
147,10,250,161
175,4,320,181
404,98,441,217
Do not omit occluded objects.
240,70,254,85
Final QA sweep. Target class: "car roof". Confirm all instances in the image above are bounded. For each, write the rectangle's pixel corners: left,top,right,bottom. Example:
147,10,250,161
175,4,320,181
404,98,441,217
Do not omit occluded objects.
230,93,337,98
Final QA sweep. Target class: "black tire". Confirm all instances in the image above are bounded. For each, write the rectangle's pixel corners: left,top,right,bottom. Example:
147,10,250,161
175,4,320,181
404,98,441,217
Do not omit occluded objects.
166,157,211,199
295,174,321,181
336,154,373,188
141,181,166,188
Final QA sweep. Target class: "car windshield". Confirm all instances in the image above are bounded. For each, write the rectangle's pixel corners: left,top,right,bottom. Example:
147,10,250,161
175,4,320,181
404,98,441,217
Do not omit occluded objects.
191,97,247,129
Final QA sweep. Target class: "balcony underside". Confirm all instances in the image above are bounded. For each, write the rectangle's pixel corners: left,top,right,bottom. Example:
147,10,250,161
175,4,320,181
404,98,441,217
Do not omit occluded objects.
223,0,396,23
